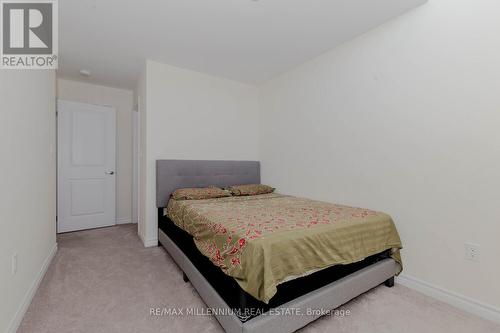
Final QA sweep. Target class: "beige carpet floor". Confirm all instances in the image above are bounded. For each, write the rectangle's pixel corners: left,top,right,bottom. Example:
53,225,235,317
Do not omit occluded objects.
18,224,500,333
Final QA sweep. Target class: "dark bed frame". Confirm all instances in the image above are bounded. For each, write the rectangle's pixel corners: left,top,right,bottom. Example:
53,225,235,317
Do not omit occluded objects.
155,159,399,333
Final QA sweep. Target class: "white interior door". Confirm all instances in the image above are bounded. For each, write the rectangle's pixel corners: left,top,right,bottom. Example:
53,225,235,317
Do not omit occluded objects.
57,100,116,233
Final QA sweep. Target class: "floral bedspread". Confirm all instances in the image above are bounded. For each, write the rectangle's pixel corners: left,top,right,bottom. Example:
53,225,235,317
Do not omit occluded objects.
166,193,402,303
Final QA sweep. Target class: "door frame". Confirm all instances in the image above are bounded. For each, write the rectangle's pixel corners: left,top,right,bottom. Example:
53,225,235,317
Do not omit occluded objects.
132,109,139,224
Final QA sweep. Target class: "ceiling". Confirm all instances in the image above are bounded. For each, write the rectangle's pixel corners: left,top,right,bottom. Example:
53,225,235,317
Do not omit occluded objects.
58,0,427,89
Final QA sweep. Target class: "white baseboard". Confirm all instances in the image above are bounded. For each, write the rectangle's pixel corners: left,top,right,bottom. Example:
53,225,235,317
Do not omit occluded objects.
138,230,158,248
115,217,132,225
7,243,58,333
143,238,158,247
396,274,500,324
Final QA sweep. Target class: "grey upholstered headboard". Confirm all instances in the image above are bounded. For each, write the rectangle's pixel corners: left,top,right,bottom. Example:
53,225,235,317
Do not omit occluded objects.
156,160,261,207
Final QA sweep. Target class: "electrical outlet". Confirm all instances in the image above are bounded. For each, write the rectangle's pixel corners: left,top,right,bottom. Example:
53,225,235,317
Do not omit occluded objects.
12,253,18,275
465,243,480,262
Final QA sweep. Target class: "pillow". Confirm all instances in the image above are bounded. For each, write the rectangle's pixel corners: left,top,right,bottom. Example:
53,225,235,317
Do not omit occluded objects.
227,184,275,196
171,187,231,200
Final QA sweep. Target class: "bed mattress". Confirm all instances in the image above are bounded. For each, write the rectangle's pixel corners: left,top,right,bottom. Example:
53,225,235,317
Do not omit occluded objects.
165,193,402,303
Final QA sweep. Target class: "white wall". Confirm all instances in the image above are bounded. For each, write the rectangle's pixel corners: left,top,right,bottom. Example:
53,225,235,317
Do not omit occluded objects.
138,60,260,246
135,66,148,242
57,78,135,224
0,70,57,332
259,0,500,310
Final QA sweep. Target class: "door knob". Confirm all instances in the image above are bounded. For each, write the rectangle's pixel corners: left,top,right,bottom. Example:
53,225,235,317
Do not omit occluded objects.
105,171,115,175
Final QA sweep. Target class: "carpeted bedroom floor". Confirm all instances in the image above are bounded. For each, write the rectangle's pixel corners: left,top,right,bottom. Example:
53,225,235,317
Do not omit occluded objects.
18,224,500,333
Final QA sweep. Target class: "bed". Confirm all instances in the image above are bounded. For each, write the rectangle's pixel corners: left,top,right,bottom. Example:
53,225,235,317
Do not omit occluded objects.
156,160,402,333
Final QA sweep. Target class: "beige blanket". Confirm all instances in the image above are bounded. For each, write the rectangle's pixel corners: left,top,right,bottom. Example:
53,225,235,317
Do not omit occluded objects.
166,193,402,303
